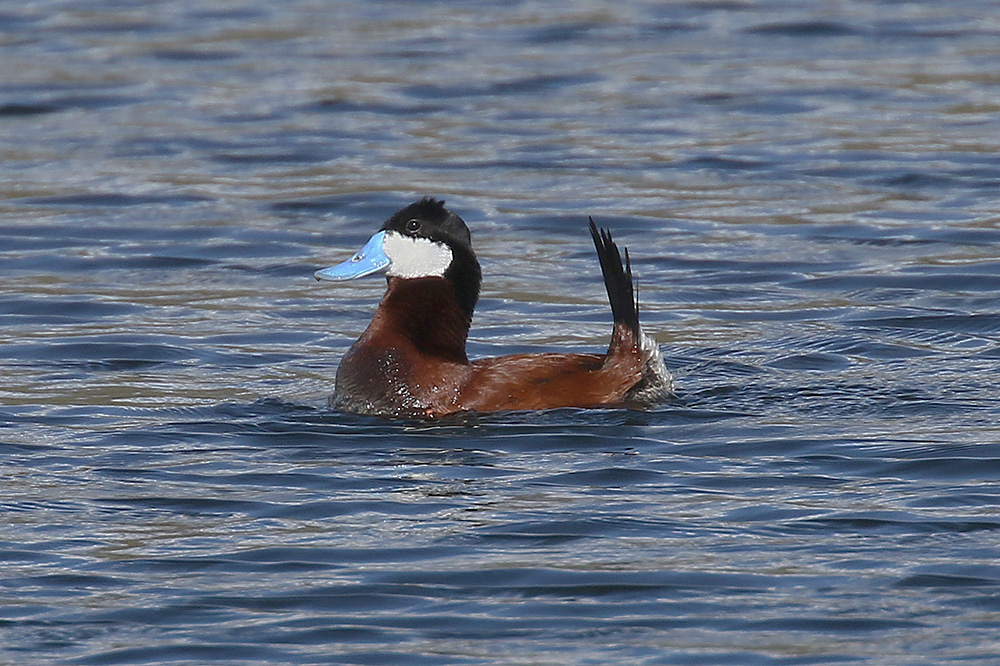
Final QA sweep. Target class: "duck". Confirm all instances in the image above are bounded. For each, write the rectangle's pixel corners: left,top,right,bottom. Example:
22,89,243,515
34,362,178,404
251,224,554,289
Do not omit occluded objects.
314,197,672,418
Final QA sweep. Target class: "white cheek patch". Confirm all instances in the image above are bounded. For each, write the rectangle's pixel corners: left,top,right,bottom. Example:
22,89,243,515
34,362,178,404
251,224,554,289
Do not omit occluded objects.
382,231,453,279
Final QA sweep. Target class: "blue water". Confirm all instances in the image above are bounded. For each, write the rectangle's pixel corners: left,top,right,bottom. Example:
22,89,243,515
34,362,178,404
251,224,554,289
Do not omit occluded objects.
3,1,1000,664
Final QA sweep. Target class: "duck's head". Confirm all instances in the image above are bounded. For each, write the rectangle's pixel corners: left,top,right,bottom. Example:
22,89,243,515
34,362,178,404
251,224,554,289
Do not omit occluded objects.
315,197,482,318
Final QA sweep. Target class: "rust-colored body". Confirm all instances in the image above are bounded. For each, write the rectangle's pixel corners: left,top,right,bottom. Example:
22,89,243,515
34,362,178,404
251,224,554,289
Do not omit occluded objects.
334,276,647,418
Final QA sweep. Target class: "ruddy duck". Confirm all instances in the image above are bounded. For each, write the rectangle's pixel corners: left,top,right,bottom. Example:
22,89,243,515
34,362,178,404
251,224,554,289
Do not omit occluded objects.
315,197,672,418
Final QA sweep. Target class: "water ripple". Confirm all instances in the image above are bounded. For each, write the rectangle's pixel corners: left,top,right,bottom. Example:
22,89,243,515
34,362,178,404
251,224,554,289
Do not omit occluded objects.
3,0,1000,664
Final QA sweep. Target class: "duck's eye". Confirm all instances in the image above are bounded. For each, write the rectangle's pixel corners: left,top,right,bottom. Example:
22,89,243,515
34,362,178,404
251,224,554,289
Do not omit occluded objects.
405,218,421,234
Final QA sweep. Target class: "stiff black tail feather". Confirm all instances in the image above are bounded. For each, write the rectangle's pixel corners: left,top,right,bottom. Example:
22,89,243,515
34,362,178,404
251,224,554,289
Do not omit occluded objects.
589,218,640,339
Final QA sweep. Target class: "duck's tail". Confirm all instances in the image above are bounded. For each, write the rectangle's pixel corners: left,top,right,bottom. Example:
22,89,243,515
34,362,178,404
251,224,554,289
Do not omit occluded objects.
589,218,673,403
589,218,639,341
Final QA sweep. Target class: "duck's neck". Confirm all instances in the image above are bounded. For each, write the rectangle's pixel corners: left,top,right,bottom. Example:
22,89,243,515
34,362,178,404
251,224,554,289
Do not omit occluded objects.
371,276,472,364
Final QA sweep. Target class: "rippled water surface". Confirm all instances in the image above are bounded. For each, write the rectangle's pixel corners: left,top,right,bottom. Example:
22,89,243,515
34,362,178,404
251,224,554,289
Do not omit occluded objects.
3,1,1000,664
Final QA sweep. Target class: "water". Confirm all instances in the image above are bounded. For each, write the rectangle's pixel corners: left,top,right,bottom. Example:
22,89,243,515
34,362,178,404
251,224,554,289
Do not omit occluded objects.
3,1,1000,664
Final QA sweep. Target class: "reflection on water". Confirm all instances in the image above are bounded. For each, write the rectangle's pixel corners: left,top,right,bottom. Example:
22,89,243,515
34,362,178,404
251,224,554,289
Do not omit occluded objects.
3,1,1000,664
